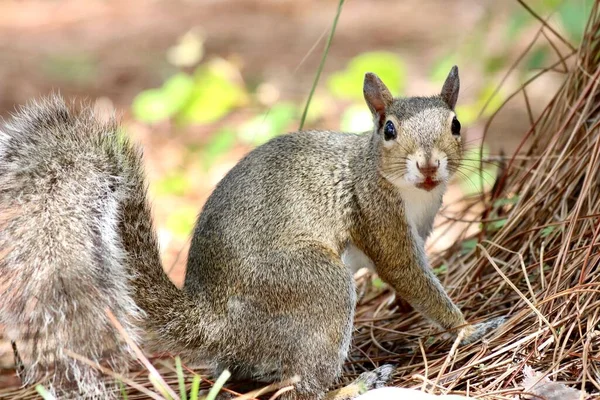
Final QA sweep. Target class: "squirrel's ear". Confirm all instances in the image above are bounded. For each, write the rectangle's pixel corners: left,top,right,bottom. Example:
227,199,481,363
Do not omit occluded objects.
441,65,460,110
363,72,393,128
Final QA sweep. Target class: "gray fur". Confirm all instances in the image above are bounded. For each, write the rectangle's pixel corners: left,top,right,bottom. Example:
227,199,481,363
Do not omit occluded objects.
0,66,501,399
0,96,143,397
185,67,498,398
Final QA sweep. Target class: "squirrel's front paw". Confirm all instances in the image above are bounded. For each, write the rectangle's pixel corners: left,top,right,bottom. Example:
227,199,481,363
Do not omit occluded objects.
354,364,395,394
459,316,505,345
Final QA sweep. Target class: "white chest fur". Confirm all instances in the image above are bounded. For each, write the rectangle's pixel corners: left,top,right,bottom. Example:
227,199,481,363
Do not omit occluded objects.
398,185,445,240
342,185,445,272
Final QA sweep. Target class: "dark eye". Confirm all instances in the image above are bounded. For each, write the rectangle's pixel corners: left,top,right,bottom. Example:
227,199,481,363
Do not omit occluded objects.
451,116,461,136
383,120,397,141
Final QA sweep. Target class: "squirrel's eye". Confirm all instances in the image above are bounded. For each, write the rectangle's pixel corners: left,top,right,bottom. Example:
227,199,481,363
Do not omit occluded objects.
383,121,397,141
451,116,461,136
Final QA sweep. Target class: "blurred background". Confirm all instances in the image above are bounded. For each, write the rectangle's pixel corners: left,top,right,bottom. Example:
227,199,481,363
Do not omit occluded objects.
0,0,591,286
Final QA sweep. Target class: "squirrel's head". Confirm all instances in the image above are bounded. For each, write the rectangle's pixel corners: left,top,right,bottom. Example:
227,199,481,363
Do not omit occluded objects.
363,66,462,192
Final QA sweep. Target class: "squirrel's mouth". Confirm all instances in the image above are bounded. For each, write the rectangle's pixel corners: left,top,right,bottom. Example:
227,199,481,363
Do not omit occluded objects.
415,177,440,191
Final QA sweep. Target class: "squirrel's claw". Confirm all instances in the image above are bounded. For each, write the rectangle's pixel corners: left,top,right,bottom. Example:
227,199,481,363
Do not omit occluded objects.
460,316,506,345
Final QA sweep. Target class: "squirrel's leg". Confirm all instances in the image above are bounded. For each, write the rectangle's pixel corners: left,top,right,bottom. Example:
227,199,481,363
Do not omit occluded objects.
212,246,355,400
372,229,500,342
376,235,466,330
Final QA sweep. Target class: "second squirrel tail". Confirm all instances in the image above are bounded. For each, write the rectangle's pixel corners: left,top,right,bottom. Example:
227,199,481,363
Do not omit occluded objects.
0,96,208,398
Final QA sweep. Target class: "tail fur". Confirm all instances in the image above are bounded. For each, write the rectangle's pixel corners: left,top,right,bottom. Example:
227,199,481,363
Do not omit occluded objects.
0,96,177,397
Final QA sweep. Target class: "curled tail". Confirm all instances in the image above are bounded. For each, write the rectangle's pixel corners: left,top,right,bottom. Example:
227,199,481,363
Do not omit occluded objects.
0,96,203,397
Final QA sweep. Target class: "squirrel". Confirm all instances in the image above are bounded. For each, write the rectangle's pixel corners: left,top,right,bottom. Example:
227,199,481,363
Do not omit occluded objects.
0,66,503,399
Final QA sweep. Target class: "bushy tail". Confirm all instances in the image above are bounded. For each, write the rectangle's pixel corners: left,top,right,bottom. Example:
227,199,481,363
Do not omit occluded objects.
0,96,194,398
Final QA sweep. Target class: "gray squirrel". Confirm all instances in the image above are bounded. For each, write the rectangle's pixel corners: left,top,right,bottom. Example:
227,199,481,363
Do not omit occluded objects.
0,66,503,399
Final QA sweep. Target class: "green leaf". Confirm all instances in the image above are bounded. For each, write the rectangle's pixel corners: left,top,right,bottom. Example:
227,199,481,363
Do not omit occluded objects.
303,95,328,124
154,172,189,197
238,103,297,146
505,8,531,42
179,61,246,125
486,218,507,231
484,54,508,75
433,264,448,275
35,385,57,400
166,206,198,238
190,375,202,400
132,73,194,124
478,82,505,118
202,128,237,169
132,89,173,123
454,103,479,127
454,83,506,127
149,373,173,400
461,239,478,253
372,277,386,289
526,46,549,70
327,52,406,101
493,196,520,207
541,226,556,237
176,357,188,400
120,381,129,400
162,73,196,112
557,0,593,44
206,370,231,400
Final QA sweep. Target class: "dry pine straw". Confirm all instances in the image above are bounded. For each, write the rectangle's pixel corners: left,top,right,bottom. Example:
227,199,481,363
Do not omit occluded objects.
342,3,600,398
2,2,600,399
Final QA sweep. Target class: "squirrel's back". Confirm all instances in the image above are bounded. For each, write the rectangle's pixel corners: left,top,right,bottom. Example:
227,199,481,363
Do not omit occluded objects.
185,130,368,291
0,97,145,397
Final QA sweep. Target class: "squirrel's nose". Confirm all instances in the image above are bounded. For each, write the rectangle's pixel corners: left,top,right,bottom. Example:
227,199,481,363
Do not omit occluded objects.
416,160,439,177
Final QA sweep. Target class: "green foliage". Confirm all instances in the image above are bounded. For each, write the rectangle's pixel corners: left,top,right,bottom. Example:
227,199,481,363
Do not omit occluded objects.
327,52,407,101
526,46,550,70
506,0,592,45
166,206,198,238
35,385,57,400
189,375,202,400
455,83,506,127
239,103,297,146
461,239,478,254
557,0,593,44
202,128,238,169
133,73,194,124
206,370,231,400
132,59,245,125
485,218,508,232
541,225,557,237
176,357,188,400
154,171,190,197
506,7,531,42
493,196,520,207
149,373,173,399
178,62,246,125
434,264,448,275
120,382,129,400
372,277,386,289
